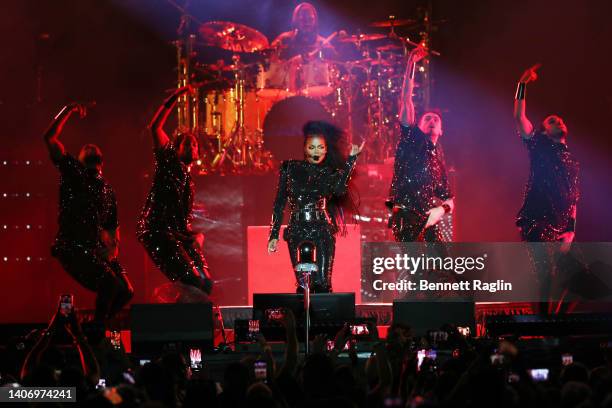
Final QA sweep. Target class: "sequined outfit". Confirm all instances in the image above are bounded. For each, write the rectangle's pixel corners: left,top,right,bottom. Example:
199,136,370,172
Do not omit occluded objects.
137,143,212,294
517,132,580,312
388,125,453,242
517,132,580,241
270,156,357,292
51,154,133,322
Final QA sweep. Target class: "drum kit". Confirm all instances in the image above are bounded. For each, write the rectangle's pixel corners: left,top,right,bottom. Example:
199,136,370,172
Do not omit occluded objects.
173,14,439,174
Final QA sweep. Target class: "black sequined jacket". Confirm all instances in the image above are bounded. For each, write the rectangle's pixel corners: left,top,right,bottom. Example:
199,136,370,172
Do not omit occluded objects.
53,154,118,248
517,132,580,235
388,125,452,214
269,156,357,241
138,143,194,236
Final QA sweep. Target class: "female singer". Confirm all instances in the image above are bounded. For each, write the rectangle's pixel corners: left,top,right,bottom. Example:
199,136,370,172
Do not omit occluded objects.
267,121,363,292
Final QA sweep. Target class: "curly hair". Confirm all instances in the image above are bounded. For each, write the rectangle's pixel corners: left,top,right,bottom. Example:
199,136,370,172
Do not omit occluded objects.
302,121,359,235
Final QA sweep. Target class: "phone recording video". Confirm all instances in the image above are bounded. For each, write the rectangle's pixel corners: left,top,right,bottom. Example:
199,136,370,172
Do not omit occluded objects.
350,324,370,337
326,339,353,352
417,349,437,371
528,368,549,382
109,330,121,351
189,348,203,371
561,353,573,366
383,397,403,407
254,360,267,381
265,308,285,321
490,351,505,365
248,319,260,341
59,294,74,317
457,326,471,337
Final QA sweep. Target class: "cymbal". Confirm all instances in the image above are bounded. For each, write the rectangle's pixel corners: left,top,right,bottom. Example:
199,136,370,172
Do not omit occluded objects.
338,33,387,43
198,21,269,53
369,18,417,28
376,44,404,52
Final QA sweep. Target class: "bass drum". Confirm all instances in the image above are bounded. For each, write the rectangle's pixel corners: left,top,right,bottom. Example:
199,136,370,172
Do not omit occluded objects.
263,96,334,162
201,88,267,141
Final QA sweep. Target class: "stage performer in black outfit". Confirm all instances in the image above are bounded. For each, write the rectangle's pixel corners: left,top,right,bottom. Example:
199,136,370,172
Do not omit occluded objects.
513,65,580,313
270,2,336,60
137,86,213,296
387,47,454,242
267,121,364,293
45,103,133,324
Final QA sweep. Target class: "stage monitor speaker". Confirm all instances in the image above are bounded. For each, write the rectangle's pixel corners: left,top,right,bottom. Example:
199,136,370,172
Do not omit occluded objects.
392,301,475,337
130,303,213,356
253,293,355,323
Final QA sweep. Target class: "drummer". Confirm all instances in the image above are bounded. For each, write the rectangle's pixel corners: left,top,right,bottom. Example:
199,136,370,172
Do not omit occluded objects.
271,2,336,60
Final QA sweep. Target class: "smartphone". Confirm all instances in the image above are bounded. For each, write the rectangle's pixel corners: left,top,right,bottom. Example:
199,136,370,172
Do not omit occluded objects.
265,308,285,321
189,348,202,371
122,372,135,384
59,294,74,317
457,326,471,337
490,353,505,365
417,349,426,371
528,368,549,382
96,378,106,389
561,353,573,366
326,339,352,352
110,330,121,351
417,349,437,371
507,372,520,383
383,397,403,407
254,360,267,381
248,319,260,341
350,324,370,337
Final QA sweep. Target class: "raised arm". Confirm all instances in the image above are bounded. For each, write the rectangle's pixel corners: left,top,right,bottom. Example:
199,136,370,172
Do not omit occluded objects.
330,142,364,195
399,47,427,127
513,64,541,138
149,86,193,150
43,103,88,162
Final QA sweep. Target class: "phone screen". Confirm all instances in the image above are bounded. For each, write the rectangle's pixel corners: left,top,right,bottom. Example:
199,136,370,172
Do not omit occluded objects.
59,294,73,316
96,378,106,389
457,326,471,337
265,308,284,321
529,368,549,382
326,339,352,352
254,361,267,381
110,331,121,350
417,349,426,371
350,324,370,336
190,348,202,370
248,319,260,341
561,354,573,366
